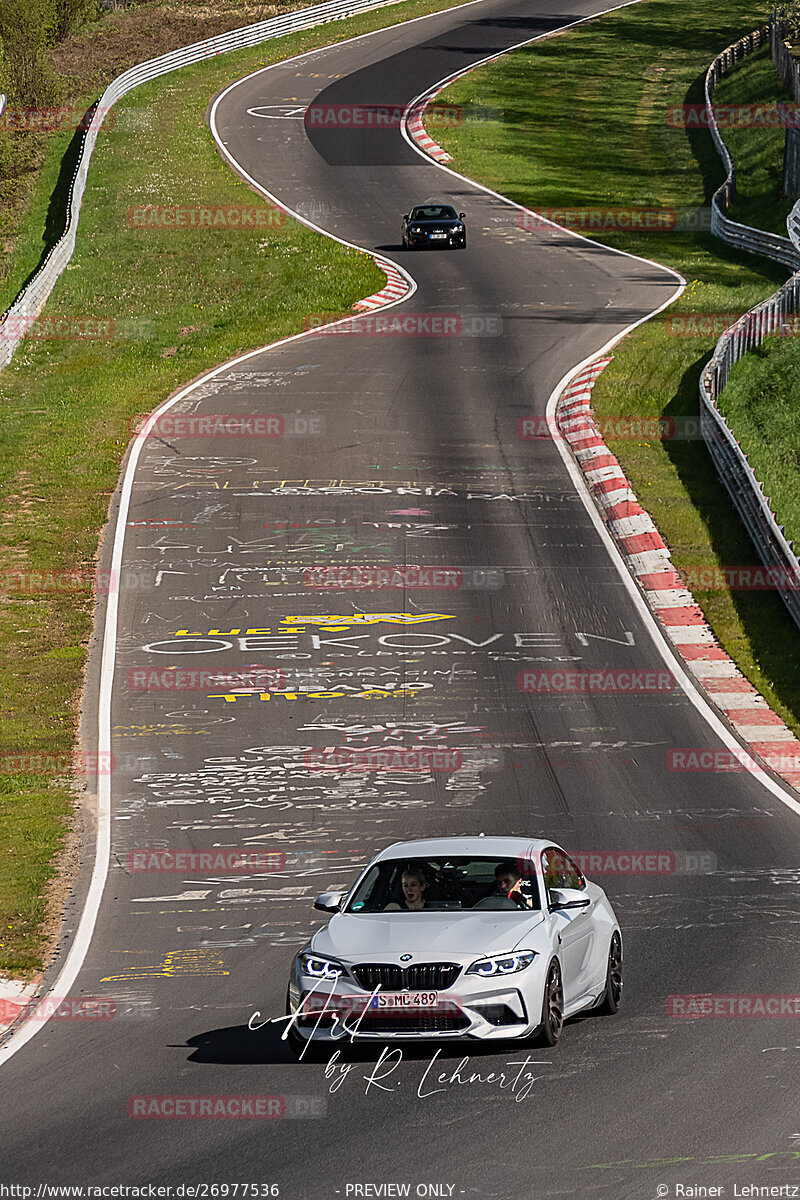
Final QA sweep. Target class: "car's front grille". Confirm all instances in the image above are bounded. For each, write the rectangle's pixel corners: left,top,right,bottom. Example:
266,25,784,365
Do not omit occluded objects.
352,962,461,991
349,1014,469,1034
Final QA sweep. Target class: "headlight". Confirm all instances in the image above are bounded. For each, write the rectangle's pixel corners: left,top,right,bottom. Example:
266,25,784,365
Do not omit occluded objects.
454,224,464,230
411,226,421,233
298,951,345,979
466,951,537,977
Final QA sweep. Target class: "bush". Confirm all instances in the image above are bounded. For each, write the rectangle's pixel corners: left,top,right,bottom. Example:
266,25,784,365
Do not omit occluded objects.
0,0,57,105
777,1,800,42
52,0,101,41
0,0,99,106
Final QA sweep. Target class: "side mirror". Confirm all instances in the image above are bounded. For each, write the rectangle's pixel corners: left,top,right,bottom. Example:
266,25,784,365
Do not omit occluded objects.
402,213,409,220
314,891,345,913
549,887,590,911
459,212,465,219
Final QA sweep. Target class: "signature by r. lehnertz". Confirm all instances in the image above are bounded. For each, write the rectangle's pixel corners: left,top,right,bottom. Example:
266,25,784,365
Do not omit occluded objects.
249,976,550,1102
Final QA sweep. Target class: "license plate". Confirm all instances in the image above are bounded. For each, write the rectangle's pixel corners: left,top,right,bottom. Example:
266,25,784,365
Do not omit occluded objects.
370,991,439,1009
430,233,447,239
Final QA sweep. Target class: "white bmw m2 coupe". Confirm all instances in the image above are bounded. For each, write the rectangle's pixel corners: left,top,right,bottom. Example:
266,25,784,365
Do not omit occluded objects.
285,836,622,1054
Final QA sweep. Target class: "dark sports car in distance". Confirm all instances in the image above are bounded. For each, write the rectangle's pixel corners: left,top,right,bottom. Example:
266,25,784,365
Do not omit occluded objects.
402,203,467,249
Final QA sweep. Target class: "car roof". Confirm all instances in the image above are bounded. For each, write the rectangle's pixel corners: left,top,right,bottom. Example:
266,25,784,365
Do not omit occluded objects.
374,836,555,860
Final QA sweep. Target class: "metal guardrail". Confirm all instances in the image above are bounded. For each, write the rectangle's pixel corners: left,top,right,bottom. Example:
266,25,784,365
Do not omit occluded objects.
789,197,800,247
705,26,800,271
0,0,408,369
6,14,800,624
771,16,800,103
701,27,800,628
700,277,800,627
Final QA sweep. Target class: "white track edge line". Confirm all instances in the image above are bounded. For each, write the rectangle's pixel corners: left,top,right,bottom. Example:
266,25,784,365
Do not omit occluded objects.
0,0,510,1066
398,0,699,270
398,8,800,818
3,0,793,1069
546,351,800,819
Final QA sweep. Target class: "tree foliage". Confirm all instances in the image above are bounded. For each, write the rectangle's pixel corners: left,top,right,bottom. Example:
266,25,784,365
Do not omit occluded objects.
52,0,101,42
777,1,800,42
0,0,99,105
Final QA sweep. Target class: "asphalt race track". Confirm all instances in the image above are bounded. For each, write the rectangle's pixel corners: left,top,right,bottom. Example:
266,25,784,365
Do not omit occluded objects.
2,0,800,1196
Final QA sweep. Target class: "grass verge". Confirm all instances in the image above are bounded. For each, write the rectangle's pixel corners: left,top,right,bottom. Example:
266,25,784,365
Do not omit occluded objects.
0,0,474,978
2,0,297,303
429,0,800,737
0,0,388,305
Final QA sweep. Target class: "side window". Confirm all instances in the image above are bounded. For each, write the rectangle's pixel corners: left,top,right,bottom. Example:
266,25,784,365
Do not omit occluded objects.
347,864,380,910
541,847,586,899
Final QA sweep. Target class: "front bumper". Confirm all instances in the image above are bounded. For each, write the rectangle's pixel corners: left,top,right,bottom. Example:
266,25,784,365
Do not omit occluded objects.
288,963,542,1043
406,231,465,248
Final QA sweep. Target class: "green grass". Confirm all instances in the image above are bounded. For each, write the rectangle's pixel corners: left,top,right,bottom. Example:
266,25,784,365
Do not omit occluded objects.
718,333,800,548
0,777,72,977
0,0,476,978
430,0,800,735
712,46,796,238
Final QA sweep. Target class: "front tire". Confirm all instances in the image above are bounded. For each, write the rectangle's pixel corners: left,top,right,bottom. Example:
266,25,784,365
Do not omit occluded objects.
595,932,623,1015
284,990,327,1060
533,960,563,1046
284,989,305,1057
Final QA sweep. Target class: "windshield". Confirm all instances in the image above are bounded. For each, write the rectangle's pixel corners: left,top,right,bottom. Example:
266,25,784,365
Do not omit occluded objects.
410,205,458,221
346,856,540,913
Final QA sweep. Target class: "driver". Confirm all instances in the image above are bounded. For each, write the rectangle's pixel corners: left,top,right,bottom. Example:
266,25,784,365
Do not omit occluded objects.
493,861,529,909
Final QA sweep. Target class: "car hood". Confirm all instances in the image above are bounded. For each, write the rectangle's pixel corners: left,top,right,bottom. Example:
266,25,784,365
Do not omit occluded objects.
410,219,460,226
311,910,545,960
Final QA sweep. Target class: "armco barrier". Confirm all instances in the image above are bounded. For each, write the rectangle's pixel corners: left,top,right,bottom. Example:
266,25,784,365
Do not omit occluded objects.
700,275,800,628
790,197,800,247
771,16,800,104
705,25,800,271
0,0,410,370
701,27,800,628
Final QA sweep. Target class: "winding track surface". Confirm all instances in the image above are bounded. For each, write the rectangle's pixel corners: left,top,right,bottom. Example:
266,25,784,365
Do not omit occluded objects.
3,1,800,1195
